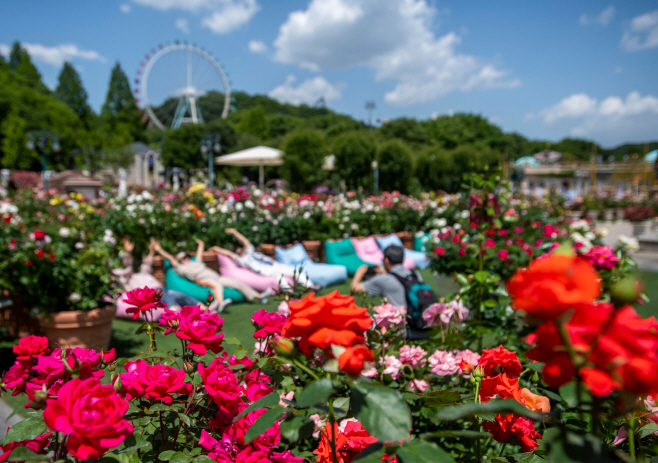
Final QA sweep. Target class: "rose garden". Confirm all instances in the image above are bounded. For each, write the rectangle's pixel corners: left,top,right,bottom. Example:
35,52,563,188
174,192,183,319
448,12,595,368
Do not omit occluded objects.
1,171,658,463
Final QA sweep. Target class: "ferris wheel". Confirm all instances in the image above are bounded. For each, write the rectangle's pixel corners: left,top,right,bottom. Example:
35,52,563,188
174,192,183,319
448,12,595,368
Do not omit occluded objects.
134,41,231,130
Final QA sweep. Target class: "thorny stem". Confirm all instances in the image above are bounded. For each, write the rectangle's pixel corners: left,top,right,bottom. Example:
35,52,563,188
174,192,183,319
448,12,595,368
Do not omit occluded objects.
329,399,339,463
159,410,166,449
628,411,636,461
293,358,319,380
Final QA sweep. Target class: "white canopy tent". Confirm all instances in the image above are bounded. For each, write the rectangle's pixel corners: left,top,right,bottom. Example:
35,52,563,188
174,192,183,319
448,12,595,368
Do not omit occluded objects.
215,146,283,188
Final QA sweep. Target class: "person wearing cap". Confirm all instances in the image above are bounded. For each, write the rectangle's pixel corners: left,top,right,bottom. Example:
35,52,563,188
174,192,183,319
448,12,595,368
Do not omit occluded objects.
350,245,423,308
153,239,272,312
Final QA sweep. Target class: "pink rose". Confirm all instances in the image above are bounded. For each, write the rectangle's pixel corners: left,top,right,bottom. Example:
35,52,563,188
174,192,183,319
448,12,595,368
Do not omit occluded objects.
428,350,459,376
372,303,406,329
380,355,402,380
271,450,305,463
13,335,50,360
245,380,273,402
498,249,509,261
422,303,446,327
120,359,192,404
399,345,428,368
198,359,244,414
583,245,620,271
277,301,290,316
3,360,32,396
0,431,51,463
160,306,224,355
440,300,469,324
408,379,429,392
32,347,110,388
252,309,287,339
309,414,326,438
43,378,133,460
123,287,165,321
455,349,481,377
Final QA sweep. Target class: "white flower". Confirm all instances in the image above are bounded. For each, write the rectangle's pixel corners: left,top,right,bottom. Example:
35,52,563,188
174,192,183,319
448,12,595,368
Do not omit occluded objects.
235,203,243,211
453,223,461,230
618,235,640,252
569,220,589,232
303,211,311,219
571,232,593,253
208,207,216,215
59,227,70,237
69,293,81,303
75,242,84,249
245,200,255,209
460,210,469,219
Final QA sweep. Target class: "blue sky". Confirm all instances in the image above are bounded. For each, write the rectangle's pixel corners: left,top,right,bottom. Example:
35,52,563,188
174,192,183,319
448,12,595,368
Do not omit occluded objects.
1,0,657,147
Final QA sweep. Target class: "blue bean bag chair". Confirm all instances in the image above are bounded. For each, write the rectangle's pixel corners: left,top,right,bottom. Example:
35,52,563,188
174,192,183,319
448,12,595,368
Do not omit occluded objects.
415,233,431,252
164,260,246,303
323,239,372,277
276,244,348,288
376,234,430,270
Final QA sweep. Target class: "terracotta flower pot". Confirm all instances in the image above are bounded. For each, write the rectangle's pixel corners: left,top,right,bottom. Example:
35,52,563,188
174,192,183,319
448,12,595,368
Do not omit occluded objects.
152,255,165,286
202,251,220,274
258,244,276,259
39,305,116,351
395,231,414,250
302,240,322,262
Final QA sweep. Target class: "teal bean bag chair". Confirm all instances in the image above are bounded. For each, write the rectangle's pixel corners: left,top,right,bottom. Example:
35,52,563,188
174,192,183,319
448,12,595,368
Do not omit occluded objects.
323,238,371,277
164,260,246,304
414,233,431,252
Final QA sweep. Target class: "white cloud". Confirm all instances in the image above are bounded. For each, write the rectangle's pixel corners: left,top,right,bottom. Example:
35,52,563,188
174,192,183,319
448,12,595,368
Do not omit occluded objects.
175,18,190,34
531,91,658,145
269,74,343,105
119,3,132,13
131,0,259,34
273,0,519,105
0,42,106,66
0,44,9,57
621,9,658,51
615,66,623,73
579,5,615,26
248,40,267,54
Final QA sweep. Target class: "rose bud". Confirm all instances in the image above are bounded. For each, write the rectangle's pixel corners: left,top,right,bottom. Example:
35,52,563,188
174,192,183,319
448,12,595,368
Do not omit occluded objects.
611,276,643,308
274,338,295,358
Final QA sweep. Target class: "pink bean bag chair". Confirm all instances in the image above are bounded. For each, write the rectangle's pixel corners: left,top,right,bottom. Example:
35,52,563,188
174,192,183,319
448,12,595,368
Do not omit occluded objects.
217,254,282,292
352,237,416,270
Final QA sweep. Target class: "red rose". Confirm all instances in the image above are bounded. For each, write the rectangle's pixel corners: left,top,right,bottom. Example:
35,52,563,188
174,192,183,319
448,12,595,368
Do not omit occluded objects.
32,347,111,388
43,378,133,460
160,306,224,355
281,291,373,357
498,250,509,260
2,360,32,396
198,358,244,414
120,359,192,404
338,345,374,377
122,287,165,321
483,414,542,452
245,380,273,402
478,345,523,378
314,421,381,463
33,230,45,240
13,336,50,361
252,309,286,339
35,249,45,259
435,247,445,256
0,431,51,463
507,253,601,320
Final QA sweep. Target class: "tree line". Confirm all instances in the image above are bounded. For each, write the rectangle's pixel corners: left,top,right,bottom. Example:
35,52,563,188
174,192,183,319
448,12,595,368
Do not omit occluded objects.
1,41,654,193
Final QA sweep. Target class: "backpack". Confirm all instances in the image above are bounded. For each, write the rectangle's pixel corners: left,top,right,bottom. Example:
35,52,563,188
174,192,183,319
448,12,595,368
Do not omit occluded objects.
391,271,438,329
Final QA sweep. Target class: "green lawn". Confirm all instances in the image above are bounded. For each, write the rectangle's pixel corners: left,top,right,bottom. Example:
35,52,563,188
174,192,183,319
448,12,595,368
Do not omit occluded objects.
110,270,460,358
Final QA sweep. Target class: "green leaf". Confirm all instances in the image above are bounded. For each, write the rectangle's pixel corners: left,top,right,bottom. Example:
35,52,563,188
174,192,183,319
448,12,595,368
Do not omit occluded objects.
435,400,545,422
244,408,285,444
422,430,490,439
351,383,411,442
224,336,241,345
178,413,192,427
7,446,47,462
353,443,386,462
149,403,170,412
116,433,152,455
423,390,461,407
169,452,192,463
638,422,658,439
280,415,314,442
545,430,613,463
158,450,176,461
522,362,544,372
333,397,350,419
296,378,339,408
193,457,216,463
233,392,280,422
4,417,47,445
396,440,455,463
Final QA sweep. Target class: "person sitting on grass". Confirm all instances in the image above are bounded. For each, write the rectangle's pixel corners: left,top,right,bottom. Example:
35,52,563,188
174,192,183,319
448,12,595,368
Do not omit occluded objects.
115,238,200,312
153,238,272,313
209,228,316,290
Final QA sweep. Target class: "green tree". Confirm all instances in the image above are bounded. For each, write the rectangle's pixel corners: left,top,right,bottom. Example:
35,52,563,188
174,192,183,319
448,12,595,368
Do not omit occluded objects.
9,42,24,71
0,53,8,72
56,62,94,127
280,129,327,192
0,106,36,169
101,62,144,143
415,147,455,191
379,117,429,146
161,124,205,169
332,131,376,190
424,113,505,150
378,139,413,193
15,51,49,94
237,105,269,139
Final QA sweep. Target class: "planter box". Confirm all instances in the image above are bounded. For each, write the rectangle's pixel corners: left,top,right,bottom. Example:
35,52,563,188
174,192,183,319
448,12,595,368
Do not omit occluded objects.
257,244,276,259
567,211,583,221
39,305,116,351
395,231,414,250
633,221,652,237
302,240,323,262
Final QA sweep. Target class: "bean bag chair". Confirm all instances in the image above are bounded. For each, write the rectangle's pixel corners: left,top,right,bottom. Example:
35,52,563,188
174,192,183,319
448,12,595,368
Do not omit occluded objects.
217,254,279,292
323,239,371,277
415,233,431,252
275,244,348,288
164,260,246,303
352,237,416,270
376,234,430,270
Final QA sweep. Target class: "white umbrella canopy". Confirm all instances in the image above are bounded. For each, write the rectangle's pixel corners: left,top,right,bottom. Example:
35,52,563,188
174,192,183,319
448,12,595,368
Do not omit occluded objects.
215,146,283,187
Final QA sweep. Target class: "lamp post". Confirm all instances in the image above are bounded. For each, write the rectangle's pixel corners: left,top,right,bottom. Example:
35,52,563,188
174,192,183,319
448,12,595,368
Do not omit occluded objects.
26,130,60,190
200,134,221,187
371,160,379,192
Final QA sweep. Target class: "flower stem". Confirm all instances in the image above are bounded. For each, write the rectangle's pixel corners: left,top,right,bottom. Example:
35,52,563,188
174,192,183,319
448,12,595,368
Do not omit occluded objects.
293,358,319,380
329,399,339,463
628,412,636,461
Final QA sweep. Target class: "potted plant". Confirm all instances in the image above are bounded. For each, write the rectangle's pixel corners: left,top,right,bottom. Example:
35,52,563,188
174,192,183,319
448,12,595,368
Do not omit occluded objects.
0,193,120,350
